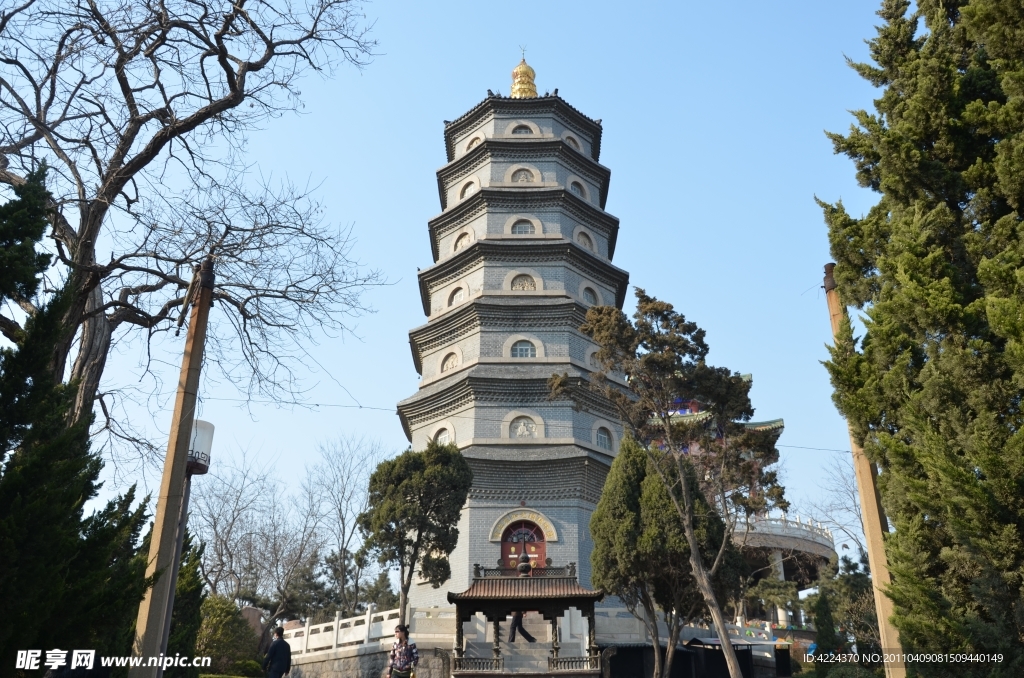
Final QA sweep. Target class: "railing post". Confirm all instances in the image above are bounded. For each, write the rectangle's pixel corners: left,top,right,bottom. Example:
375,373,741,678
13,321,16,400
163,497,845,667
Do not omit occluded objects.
301,618,311,654
364,604,376,645
333,610,341,649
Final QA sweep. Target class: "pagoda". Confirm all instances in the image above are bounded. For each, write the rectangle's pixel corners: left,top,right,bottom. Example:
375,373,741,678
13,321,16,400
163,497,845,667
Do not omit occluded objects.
397,59,629,608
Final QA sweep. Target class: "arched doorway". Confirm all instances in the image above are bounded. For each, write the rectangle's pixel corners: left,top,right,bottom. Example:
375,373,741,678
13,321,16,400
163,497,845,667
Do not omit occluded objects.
501,520,546,571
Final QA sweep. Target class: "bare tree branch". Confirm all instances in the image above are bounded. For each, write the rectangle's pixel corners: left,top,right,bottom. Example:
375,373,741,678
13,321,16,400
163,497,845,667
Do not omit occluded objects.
0,0,380,469
805,454,866,553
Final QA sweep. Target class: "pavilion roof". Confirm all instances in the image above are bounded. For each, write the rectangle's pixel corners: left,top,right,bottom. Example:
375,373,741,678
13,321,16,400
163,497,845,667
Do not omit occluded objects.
447,576,603,603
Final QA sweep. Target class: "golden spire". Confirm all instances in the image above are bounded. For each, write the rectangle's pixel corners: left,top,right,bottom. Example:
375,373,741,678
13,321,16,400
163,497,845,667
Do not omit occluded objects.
510,56,537,99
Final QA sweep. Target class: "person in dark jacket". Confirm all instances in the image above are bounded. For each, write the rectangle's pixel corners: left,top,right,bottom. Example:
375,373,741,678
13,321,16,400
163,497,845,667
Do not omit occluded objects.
508,610,536,643
263,626,291,678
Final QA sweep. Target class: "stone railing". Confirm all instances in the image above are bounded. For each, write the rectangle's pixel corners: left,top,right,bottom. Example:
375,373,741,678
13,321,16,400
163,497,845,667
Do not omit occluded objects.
548,655,600,671
738,515,835,550
284,606,456,656
593,608,781,657
452,656,503,672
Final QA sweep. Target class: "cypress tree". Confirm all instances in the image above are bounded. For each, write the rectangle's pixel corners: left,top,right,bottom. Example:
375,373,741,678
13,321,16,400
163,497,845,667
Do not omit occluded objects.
591,437,666,678
812,591,839,677
0,166,50,318
0,169,150,667
822,0,1024,673
592,438,743,678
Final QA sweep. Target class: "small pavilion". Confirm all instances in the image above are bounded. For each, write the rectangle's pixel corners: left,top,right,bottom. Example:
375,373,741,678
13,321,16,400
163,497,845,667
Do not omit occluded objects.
446,553,604,673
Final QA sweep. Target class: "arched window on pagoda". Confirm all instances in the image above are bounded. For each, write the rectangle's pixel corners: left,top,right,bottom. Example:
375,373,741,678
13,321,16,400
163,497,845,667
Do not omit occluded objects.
501,520,546,571
511,219,535,235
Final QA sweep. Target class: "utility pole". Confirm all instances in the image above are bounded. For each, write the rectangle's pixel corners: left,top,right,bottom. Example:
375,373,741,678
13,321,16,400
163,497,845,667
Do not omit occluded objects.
130,258,215,678
823,263,905,678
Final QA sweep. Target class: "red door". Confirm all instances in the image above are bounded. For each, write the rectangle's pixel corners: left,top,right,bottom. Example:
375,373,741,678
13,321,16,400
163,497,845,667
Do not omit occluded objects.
501,521,546,572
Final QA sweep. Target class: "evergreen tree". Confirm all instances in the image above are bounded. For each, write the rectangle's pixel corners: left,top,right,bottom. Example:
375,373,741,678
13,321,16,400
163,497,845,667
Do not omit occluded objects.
591,437,666,678
360,571,400,612
195,596,259,674
822,1,1024,673
592,437,744,678
0,166,50,324
553,289,787,678
814,553,880,671
357,441,472,625
812,591,839,677
0,168,150,668
167,532,207,678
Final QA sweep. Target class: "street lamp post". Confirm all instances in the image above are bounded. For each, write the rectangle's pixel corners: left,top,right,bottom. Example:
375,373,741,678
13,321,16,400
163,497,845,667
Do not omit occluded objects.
156,420,214,673
130,258,215,678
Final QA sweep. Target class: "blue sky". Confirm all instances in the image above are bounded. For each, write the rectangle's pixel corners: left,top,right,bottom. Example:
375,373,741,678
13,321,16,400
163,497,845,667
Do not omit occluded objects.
100,0,887,547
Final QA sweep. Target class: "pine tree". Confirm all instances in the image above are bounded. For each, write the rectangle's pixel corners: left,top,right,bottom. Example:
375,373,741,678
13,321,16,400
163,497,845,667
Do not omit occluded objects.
554,289,787,678
357,441,472,626
822,0,1024,674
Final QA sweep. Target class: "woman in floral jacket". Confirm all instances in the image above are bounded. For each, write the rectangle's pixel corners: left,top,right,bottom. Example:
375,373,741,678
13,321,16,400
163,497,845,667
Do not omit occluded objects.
387,624,418,678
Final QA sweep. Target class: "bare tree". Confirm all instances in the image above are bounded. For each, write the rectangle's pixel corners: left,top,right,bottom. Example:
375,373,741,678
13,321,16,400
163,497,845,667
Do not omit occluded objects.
805,454,866,553
192,439,389,649
191,452,325,642
0,0,381,465
306,435,385,616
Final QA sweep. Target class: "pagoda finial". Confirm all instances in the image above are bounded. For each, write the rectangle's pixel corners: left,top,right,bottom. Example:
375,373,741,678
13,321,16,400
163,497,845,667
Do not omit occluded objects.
510,53,537,99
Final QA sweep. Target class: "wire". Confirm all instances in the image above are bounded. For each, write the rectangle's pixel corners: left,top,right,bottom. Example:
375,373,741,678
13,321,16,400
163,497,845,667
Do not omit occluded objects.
201,396,393,412
777,444,850,454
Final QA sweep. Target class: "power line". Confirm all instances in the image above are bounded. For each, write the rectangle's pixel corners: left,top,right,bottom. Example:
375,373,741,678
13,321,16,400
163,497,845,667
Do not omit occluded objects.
201,396,393,412
777,444,850,454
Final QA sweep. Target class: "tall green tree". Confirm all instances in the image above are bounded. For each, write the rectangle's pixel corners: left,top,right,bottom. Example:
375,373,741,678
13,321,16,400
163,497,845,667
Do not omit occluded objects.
0,169,151,669
812,553,881,674
593,437,742,678
591,437,666,678
823,1,1024,673
811,592,840,678
554,289,787,678
357,441,473,625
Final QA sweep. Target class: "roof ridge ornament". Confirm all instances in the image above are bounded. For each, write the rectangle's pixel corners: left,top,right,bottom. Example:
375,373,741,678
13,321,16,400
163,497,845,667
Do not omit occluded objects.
511,56,537,99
